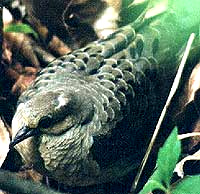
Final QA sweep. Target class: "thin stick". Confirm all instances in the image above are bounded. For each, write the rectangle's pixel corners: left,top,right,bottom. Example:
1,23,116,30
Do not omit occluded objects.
178,132,200,140
130,33,196,193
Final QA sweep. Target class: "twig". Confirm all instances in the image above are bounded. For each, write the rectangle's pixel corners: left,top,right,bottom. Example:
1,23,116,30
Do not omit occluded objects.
0,169,63,194
130,33,196,193
178,132,200,140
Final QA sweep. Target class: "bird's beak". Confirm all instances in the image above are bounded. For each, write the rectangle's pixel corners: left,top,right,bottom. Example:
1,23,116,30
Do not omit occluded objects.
9,126,41,149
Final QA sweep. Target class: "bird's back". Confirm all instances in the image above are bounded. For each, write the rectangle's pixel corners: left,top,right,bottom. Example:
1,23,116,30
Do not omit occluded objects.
11,1,200,186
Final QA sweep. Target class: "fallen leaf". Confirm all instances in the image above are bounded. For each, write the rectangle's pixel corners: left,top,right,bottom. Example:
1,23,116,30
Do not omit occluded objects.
12,67,37,96
176,62,200,149
174,149,200,178
2,41,12,65
187,63,200,103
0,190,8,194
3,8,13,26
4,32,41,68
18,168,43,183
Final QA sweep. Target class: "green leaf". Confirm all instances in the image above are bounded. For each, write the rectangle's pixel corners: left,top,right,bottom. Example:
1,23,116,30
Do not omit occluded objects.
4,23,38,39
139,170,168,194
169,0,200,31
157,127,181,187
139,127,181,193
119,0,148,26
139,180,167,194
171,175,200,194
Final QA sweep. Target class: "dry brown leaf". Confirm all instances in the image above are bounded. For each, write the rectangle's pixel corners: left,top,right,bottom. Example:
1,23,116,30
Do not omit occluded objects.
174,149,200,178
187,63,200,103
0,118,10,167
185,62,200,147
12,67,37,96
176,62,200,175
94,0,121,38
176,62,200,150
18,168,43,182
4,32,55,68
48,35,72,55
6,67,20,83
3,8,13,26
4,32,41,68
0,190,8,194
2,41,12,65
28,16,71,55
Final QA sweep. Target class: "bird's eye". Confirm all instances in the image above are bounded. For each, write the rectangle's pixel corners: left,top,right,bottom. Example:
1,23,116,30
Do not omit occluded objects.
65,13,80,28
38,115,52,128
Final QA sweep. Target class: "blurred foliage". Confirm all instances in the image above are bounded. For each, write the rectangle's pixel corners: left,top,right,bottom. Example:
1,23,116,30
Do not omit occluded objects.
119,0,148,26
119,0,200,29
4,23,38,39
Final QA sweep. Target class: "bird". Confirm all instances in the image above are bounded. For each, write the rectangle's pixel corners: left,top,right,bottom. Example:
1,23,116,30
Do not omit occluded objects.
10,0,200,187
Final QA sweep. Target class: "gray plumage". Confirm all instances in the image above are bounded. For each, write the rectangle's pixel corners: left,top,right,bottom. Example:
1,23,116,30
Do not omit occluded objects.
11,3,200,186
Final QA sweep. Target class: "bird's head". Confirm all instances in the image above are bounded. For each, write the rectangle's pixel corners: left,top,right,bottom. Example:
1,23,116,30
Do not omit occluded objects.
11,88,94,148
